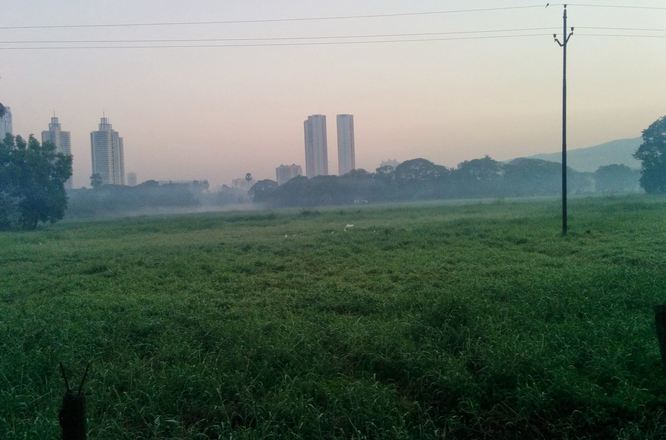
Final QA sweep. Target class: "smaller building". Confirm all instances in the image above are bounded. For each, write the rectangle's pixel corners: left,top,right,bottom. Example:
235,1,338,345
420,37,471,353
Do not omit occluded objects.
276,164,303,185
127,172,138,186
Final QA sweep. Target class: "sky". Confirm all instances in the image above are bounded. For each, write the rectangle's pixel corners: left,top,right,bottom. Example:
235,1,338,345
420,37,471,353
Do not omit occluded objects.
1,0,664,188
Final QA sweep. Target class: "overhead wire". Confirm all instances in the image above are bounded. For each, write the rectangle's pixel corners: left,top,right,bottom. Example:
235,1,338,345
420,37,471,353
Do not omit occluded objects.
0,5,554,30
0,27,560,45
577,33,666,38
566,3,666,10
0,34,555,50
578,26,666,32
0,3,663,50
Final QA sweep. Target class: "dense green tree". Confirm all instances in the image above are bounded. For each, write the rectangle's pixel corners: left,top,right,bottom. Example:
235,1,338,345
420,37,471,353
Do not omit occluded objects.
594,164,641,194
451,156,503,197
634,116,666,193
249,179,278,203
454,156,502,183
394,159,449,183
0,135,72,230
503,158,561,196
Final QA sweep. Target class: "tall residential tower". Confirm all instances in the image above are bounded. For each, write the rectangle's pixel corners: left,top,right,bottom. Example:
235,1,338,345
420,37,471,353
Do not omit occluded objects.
90,116,125,185
304,115,328,178
42,116,72,188
336,114,355,175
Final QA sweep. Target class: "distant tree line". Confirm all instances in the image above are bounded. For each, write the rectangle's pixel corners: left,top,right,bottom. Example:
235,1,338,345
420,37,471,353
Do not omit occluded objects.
250,156,641,208
67,180,210,218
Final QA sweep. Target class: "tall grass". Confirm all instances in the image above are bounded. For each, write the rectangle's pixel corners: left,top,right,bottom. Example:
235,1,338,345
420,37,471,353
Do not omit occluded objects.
1,196,665,438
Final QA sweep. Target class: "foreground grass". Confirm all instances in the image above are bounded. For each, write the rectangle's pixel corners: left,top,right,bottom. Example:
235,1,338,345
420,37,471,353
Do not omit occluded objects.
1,196,666,439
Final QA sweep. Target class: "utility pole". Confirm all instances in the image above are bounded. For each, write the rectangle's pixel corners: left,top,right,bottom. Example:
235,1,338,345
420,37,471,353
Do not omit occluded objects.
554,4,574,235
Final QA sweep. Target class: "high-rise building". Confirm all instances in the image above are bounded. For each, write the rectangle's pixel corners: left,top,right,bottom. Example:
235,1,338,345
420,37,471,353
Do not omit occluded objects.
276,164,303,185
42,116,73,188
90,116,125,186
304,115,328,178
0,105,13,140
337,114,356,175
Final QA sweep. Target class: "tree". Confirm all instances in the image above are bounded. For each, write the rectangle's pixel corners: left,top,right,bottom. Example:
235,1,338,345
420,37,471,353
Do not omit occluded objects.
452,156,503,197
249,179,278,203
90,173,103,189
0,135,72,230
394,159,448,183
594,164,641,194
634,116,666,193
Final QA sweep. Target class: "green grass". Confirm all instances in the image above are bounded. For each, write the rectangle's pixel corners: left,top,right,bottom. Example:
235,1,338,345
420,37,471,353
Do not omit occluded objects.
1,196,666,439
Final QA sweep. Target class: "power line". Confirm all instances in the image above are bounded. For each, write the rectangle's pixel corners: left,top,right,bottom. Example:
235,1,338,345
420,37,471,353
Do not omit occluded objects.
578,26,666,32
0,28,559,44
0,27,659,46
0,5,552,30
0,33,553,50
567,3,666,10
578,33,666,38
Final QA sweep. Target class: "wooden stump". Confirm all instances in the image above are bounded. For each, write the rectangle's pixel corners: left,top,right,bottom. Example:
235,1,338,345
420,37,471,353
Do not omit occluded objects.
59,390,86,440
59,363,89,440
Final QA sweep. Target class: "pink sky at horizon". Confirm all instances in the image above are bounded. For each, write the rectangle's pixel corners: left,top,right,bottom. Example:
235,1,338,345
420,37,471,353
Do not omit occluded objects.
1,0,664,188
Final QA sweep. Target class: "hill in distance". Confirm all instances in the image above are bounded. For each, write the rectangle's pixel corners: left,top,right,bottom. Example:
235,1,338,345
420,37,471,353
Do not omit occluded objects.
527,137,641,172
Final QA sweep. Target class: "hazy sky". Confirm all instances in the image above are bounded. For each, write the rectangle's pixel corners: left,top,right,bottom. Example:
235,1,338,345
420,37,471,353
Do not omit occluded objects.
1,0,664,187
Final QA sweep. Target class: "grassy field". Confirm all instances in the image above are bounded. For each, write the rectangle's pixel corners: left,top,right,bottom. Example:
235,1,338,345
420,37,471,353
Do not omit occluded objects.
1,196,666,439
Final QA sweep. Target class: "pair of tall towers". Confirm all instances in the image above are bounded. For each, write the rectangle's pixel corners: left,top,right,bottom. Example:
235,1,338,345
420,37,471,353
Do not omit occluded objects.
304,114,355,178
41,115,126,187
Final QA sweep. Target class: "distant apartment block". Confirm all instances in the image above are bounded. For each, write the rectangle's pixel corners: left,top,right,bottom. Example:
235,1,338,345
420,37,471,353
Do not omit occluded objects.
336,114,356,175
127,172,138,186
0,105,12,140
304,115,328,177
90,116,125,185
276,164,303,185
42,116,73,188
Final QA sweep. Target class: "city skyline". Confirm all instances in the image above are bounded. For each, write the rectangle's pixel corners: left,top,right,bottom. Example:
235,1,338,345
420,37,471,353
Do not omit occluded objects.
6,105,363,189
1,1,664,187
